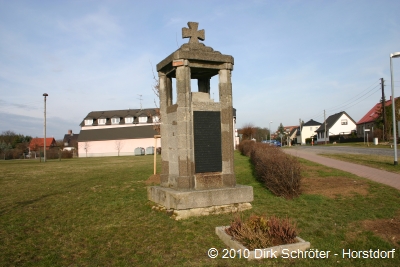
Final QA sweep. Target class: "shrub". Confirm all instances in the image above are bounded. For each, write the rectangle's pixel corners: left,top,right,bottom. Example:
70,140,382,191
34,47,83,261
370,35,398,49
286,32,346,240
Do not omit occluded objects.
245,142,301,199
225,214,298,250
238,140,256,156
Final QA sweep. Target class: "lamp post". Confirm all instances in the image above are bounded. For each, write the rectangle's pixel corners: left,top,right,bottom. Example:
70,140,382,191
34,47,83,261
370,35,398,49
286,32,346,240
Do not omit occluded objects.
43,93,48,162
269,121,273,143
390,53,400,165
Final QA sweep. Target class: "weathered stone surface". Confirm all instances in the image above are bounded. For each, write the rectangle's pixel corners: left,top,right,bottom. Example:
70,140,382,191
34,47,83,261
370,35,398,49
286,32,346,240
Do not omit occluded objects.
148,185,253,209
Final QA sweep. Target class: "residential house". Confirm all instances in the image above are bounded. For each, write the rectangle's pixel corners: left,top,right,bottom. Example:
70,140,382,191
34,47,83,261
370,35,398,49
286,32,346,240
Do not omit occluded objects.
315,111,356,144
63,130,79,151
296,119,322,145
29,137,57,154
77,108,160,157
356,97,397,139
283,126,298,146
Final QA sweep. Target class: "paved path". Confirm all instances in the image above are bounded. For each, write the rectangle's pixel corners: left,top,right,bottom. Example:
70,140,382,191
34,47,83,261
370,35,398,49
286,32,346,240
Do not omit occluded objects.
284,148,400,191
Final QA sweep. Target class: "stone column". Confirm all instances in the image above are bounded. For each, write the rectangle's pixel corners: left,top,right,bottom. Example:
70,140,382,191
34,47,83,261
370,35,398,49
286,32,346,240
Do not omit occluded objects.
219,68,236,187
158,73,169,186
176,64,195,189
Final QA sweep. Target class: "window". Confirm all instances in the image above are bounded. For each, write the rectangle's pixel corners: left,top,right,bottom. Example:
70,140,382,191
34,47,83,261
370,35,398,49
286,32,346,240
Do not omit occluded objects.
98,118,106,125
152,116,159,123
111,117,120,124
139,116,147,123
125,117,133,123
85,119,93,125
341,119,348,125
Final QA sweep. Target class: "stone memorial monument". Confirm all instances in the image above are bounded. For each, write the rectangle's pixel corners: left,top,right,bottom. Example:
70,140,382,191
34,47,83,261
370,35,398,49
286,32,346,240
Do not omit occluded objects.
148,22,253,219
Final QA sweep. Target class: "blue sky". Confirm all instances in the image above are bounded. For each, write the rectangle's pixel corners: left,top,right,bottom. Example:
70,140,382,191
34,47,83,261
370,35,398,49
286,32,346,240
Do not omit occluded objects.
1,0,400,139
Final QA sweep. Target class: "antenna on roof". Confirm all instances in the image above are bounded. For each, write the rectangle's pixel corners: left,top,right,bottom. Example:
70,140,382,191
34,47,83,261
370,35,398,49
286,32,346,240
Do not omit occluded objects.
138,94,143,110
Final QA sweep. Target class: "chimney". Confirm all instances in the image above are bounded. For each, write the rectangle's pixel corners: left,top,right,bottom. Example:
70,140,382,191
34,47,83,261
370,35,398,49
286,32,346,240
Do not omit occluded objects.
68,129,72,135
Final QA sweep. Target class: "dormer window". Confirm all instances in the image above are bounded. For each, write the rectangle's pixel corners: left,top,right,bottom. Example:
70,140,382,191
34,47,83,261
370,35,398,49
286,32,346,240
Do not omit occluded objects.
111,117,120,124
152,115,159,123
139,116,147,123
125,116,133,124
98,118,106,125
85,119,93,125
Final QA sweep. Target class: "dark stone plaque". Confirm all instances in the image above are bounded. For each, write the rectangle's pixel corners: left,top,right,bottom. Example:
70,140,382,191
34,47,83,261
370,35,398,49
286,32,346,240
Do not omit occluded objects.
193,111,222,173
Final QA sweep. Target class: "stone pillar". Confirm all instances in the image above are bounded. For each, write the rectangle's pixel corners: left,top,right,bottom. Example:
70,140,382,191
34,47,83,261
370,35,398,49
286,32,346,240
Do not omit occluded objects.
219,68,236,187
158,73,169,186
176,64,195,189
197,78,210,94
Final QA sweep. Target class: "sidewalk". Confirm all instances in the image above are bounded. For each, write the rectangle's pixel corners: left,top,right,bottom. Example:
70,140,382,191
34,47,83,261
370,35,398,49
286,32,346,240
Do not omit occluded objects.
284,148,400,191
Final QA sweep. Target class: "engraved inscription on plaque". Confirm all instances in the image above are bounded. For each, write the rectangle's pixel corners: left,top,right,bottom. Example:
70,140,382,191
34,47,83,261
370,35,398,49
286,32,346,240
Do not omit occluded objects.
193,111,222,173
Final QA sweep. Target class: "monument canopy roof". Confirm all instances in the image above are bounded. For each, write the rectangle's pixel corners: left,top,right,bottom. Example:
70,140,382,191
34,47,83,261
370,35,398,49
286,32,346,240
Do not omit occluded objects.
157,22,234,78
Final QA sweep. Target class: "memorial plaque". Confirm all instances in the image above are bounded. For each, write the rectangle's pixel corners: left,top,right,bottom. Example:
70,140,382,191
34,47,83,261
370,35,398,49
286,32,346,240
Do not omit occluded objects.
193,111,222,173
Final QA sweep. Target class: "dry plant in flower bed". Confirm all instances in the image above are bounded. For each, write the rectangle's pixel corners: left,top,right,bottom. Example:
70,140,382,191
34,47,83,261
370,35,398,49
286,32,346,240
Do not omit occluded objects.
225,214,298,250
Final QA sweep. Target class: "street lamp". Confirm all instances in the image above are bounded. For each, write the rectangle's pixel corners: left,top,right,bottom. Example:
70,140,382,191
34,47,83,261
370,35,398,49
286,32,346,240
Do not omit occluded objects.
269,121,273,143
390,52,400,165
43,93,48,162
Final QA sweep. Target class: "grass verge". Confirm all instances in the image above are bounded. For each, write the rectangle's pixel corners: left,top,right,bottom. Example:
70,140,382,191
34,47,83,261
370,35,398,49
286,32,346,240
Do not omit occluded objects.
0,153,399,266
319,153,400,174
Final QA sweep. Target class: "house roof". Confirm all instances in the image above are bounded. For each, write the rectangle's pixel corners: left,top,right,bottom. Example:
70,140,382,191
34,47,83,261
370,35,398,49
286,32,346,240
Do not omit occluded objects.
297,119,322,136
80,108,159,126
29,138,56,150
356,98,397,125
315,111,356,132
78,125,158,142
303,119,322,127
63,133,79,146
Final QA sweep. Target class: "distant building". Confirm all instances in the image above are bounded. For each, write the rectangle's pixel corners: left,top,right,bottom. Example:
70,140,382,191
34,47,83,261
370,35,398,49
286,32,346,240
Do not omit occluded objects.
63,130,79,151
297,119,322,145
315,111,356,144
77,109,160,157
29,137,57,155
356,97,397,138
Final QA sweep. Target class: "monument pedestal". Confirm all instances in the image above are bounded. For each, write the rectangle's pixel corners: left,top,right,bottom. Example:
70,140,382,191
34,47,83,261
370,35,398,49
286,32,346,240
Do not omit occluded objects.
148,185,253,220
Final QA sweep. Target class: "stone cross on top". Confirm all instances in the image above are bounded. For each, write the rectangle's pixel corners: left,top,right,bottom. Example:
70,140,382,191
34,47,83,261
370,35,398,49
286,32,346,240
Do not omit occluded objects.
182,22,205,44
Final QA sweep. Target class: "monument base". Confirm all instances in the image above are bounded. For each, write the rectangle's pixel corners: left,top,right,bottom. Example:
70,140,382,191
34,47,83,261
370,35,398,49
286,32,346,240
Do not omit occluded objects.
152,202,252,220
147,185,253,219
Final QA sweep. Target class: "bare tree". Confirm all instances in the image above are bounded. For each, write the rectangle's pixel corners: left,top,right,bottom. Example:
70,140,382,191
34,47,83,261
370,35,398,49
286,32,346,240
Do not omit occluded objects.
84,142,90,157
114,140,124,156
150,63,161,134
239,124,256,141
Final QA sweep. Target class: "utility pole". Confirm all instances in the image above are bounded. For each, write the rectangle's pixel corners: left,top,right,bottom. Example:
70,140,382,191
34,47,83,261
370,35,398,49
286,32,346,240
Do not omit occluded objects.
138,94,143,110
43,93,48,162
299,118,303,145
381,78,387,141
324,110,327,145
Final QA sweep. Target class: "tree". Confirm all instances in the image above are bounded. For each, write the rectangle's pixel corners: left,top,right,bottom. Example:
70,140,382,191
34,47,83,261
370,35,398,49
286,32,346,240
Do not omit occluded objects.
151,64,161,134
375,97,400,140
238,124,256,140
84,142,90,157
0,141,12,160
254,127,269,142
56,139,65,150
114,140,124,156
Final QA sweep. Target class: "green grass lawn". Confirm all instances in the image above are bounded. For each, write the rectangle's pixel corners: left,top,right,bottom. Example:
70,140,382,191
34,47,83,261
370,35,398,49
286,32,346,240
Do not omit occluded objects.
319,153,400,174
0,153,399,266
